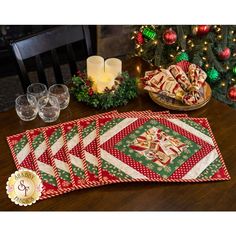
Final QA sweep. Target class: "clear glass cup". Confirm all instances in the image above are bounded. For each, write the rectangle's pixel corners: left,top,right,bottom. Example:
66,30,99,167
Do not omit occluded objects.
38,95,60,123
15,94,38,121
27,83,48,100
48,84,70,110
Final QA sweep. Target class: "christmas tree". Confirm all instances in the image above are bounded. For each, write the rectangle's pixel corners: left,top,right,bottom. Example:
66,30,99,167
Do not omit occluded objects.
131,25,236,107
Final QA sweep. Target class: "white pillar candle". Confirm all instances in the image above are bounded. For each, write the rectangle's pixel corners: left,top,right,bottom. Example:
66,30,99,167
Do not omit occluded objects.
105,58,122,79
87,56,104,82
96,72,115,93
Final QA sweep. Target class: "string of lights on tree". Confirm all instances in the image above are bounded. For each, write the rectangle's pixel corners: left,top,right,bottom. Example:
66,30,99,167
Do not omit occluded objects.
131,25,236,107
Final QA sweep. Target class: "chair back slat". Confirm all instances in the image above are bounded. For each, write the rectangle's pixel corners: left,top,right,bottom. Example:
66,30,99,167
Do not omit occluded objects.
11,25,93,91
83,26,93,55
51,49,64,84
66,44,77,76
13,26,85,60
35,55,48,86
11,43,31,92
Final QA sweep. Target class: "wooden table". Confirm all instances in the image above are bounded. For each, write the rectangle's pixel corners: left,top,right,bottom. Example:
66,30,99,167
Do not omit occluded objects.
1,57,236,211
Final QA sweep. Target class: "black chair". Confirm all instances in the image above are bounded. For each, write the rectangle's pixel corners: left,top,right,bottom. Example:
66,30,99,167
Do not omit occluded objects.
11,25,93,92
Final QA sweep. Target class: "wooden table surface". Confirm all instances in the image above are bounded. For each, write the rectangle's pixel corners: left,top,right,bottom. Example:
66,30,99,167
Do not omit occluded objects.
1,57,236,211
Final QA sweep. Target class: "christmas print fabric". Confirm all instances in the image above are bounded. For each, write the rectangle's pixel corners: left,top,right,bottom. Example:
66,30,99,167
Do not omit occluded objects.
7,110,230,201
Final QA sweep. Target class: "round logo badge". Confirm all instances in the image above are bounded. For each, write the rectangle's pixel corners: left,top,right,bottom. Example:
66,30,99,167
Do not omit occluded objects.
6,169,43,206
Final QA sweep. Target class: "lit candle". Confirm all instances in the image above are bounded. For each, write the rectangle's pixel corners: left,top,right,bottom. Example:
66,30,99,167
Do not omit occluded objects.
86,56,122,93
105,58,122,79
87,56,104,82
96,72,114,93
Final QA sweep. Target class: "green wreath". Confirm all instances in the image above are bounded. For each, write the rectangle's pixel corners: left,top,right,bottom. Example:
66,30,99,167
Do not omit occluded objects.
71,71,138,109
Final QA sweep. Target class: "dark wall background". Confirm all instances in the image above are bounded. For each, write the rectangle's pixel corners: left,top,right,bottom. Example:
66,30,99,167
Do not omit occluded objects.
96,25,135,58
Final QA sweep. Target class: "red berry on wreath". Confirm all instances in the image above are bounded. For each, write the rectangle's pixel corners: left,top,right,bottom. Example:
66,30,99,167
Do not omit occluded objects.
86,80,91,87
76,70,82,76
136,32,144,45
218,47,231,60
162,28,177,45
88,88,94,96
228,85,236,101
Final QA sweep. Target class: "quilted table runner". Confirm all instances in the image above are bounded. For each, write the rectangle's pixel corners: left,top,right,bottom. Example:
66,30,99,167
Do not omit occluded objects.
7,110,230,201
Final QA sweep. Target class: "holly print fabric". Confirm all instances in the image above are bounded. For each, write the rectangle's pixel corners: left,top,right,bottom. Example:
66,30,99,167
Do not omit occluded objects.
6,110,230,201
26,129,59,195
43,125,77,190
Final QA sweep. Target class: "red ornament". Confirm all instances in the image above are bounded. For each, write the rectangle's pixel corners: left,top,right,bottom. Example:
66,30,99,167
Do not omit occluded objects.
218,47,231,60
136,32,144,45
162,28,177,45
228,85,236,101
196,25,211,36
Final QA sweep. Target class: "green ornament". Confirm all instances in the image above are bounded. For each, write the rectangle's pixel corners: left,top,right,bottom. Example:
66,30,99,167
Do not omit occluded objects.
232,66,236,75
142,27,157,40
175,52,189,62
206,68,219,82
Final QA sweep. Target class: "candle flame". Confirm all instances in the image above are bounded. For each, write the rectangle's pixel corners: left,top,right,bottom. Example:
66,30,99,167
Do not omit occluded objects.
136,65,141,73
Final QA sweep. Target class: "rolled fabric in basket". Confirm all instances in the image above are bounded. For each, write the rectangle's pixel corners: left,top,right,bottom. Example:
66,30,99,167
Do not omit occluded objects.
176,60,191,73
144,69,183,97
143,69,200,105
188,64,207,91
168,65,192,91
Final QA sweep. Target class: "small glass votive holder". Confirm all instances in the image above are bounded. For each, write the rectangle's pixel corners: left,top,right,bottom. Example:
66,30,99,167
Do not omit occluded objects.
27,83,48,100
38,95,60,123
48,84,70,110
15,94,38,121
